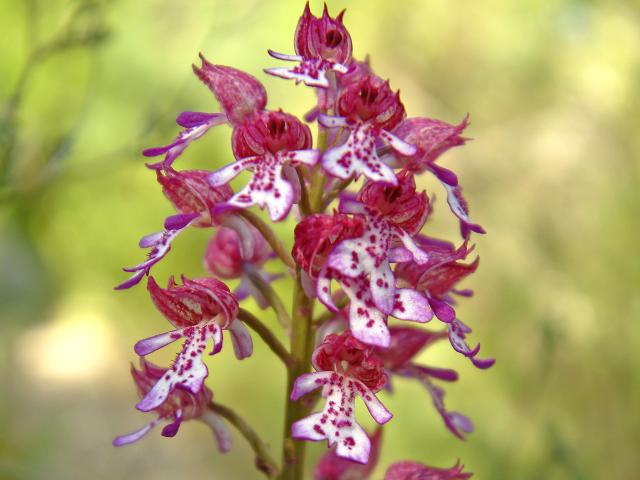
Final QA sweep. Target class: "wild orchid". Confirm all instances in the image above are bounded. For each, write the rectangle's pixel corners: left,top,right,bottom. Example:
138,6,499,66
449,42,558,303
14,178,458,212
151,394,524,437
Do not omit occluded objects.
115,3,491,478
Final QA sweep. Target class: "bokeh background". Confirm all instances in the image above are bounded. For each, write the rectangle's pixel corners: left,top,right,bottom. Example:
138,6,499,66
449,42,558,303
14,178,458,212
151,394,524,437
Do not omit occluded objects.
1,0,639,478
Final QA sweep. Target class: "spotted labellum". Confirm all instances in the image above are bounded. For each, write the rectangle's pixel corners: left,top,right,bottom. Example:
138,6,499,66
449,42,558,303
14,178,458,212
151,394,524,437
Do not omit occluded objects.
114,3,491,478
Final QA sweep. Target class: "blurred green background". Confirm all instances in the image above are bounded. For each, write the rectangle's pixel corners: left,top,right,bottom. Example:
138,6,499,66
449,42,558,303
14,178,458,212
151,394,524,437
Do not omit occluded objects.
1,0,639,478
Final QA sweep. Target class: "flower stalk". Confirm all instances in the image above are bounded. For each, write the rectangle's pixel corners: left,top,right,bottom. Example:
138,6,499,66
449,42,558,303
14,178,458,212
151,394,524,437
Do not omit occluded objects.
209,401,279,478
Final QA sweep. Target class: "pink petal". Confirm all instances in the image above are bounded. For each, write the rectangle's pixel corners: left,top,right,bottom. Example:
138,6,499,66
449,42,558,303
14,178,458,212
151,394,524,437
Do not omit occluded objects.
267,49,303,62
379,129,417,156
392,289,433,323
317,268,339,312
442,182,486,236
136,323,222,412
228,319,253,360
317,114,349,129
388,247,413,263
225,155,295,221
343,276,390,347
327,239,365,278
358,383,393,425
112,419,160,447
369,262,395,315
286,148,321,166
208,156,259,187
200,410,233,453
393,228,429,265
134,329,184,356
321,123,398,185
290,371,334,401
291,374,373,464
264,66,329,88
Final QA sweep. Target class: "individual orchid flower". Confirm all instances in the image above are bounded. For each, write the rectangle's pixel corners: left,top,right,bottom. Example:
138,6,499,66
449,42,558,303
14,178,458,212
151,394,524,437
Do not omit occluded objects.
374,326,473,439
134,276,252,412
314,428,382,480
144,54,267,170
395,236,494,369
290,332,392,464
209,110,320,221
115,168,233,290
319,74,416,185
386,116,485,237
115,212,200,290
203,222,281,308
322,194,428,316
293,212,365,280
384,461,472,480
266,2,352,88
318,269,432,348
113,358,232,452
313,423,472,480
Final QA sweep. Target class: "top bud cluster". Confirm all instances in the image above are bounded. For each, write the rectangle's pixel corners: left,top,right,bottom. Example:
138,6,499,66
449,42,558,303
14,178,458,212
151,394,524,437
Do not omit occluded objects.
114,3,492,478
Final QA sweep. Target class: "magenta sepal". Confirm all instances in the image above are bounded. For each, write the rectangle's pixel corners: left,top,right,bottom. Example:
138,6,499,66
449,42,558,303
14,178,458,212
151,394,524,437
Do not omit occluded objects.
384,460,473,480
291,371,392,464
115,213,199,290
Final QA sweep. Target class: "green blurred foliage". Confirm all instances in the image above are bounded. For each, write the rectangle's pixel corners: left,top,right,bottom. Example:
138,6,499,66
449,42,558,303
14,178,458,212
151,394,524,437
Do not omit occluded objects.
1,0,639,479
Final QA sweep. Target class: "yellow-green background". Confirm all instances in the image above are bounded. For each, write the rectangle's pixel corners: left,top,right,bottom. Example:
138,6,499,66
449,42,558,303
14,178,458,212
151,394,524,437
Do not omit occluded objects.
1,0,638,479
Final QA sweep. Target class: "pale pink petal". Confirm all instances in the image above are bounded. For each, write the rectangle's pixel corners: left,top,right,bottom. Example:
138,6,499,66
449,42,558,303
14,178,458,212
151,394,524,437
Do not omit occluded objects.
318,114,349,129
136,323,222,412
228,320,253,360
442,182,486,236
388,247,413,263
379,129,417,156
286,149,321,166
264,66,329,88
266,50,303,62
392,289,433,323
291,373,377,464
226,156,295,221
200,410,233,453
356,382,393,424
112,419,160,446
393,227,429,265
317,267,339,312
290,371,334,401
322,123,398,185
134,329,184,356
208,156,259,187
343,276,390,347
370,262,395,314
327,239,365,278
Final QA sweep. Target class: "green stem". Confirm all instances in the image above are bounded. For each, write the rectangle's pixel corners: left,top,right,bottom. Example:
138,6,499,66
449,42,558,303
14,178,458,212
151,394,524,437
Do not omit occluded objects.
239,210,295,270
321,178,352,210
295,167,312,216
279,268,313,480
209,401,279,478
237,308,292,367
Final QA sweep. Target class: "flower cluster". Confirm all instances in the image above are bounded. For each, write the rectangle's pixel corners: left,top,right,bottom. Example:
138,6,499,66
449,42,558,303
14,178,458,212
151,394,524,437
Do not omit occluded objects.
114,3,491,478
